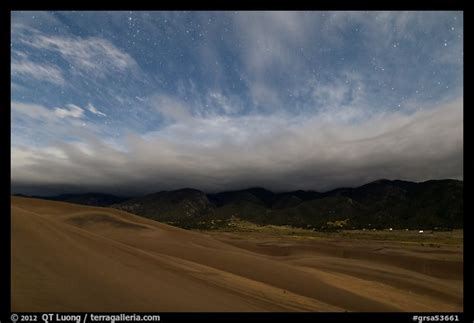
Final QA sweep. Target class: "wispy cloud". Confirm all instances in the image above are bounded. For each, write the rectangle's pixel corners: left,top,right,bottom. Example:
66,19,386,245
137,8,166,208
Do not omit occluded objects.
16,29,137,78
12,101,60,122
11,58,65,85
151,94,193,122
206,91,243,115
11,101,106,152
54,104,84,119
87,103,107,117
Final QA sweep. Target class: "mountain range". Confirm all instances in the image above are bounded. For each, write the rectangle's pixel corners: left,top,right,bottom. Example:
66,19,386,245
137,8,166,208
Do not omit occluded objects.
14,179,463,231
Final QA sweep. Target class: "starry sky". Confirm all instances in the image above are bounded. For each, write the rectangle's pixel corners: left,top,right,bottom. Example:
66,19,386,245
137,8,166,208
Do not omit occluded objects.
11,11,463,196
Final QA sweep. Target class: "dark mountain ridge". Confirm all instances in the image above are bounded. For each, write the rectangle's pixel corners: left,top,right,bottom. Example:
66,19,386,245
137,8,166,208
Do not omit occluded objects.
16,179,463,231
113,188,213,224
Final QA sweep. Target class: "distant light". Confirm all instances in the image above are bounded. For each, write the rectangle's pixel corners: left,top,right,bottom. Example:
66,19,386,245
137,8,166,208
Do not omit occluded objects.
419,230,424,233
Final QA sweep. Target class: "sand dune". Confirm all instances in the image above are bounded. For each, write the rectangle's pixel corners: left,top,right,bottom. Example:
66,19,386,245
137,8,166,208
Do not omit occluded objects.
11,197,462,312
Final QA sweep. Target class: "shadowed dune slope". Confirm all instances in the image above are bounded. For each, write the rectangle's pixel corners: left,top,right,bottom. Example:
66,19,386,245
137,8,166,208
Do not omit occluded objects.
11,197,462,312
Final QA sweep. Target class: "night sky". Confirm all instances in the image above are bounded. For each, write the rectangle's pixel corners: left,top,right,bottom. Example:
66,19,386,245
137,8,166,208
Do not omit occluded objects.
11,11,463,196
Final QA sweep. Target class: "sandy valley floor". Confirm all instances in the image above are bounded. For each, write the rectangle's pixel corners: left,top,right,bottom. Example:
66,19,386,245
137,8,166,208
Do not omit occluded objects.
11,196,463,312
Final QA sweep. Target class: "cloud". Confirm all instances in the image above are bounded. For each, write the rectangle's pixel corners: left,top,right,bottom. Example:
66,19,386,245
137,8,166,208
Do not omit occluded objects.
11,101,106,152
87,103,107,117
12,101,59,122
206,92,243,115
151,94,193,122
11,97,463,195
230,12,309,108
309,73,366,111
16,29,137,78
224,11,462,113
11,58,65,85
54,104,84,119
12,102,86,121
